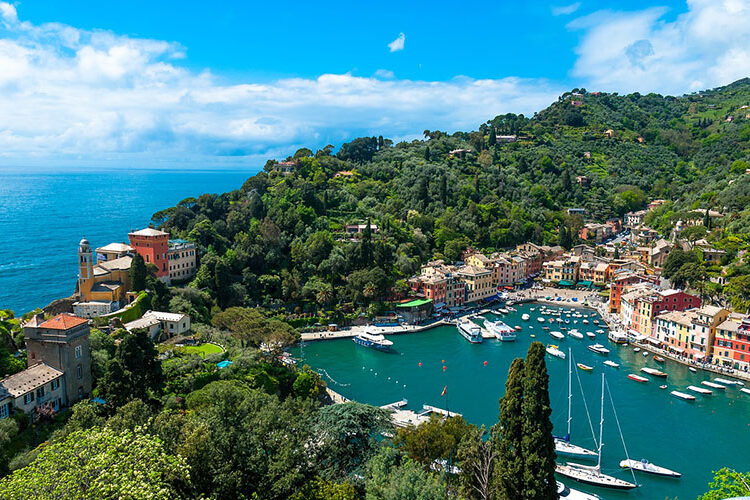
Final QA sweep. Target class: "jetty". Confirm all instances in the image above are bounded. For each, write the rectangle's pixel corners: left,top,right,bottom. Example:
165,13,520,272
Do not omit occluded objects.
422,404,462,418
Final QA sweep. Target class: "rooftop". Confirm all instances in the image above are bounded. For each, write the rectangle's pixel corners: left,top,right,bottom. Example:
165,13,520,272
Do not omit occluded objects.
129,227,169,237
96,242,133,253
38,313,88,330
0,363,63,397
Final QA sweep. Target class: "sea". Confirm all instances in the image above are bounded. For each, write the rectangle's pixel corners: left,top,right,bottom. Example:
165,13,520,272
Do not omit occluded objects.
0,167,258,315
292,303,750,499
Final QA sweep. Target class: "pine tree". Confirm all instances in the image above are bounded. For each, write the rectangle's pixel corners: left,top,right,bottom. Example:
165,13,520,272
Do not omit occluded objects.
520,342,557,499
492,357,525,499
129,253,147,292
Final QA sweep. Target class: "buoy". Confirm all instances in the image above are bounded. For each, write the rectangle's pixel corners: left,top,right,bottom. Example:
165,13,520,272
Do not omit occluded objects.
484,361,488,366
418,362,422,367
443,366,447,371
442,359,445,363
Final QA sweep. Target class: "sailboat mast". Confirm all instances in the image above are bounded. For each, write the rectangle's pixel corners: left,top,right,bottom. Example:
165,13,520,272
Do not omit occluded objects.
597,373,605,471
567,348,572,439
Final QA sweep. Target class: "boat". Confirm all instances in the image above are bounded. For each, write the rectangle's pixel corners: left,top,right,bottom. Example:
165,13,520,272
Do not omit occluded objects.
352,329,394,352
515,325,522,331
642,352,649,357
659,384,667,389
620,459,681,478
530,307,536,311
588,344,610,356
628,374,649,383
593,320,599,324
603,360,620,368
715,377,745,387
689,367,697,373
522,313,530,321
741,388,750,395
538,317,545,323
701,381,726,390
633,347,641,353
577,363,594,372
568,329,583,340
671,390,696,401
488,320,516,342
457,320,483,344
688,385,713,395
586,331,596,339
498,308,509,314
555,350,598,460
556,481,601,500
641,367,667,378
608,330,629,344
555,375,638,490
654,355,665,363
596,329,604,334
582,319,589,324
546,345,566,359
550,330,565,340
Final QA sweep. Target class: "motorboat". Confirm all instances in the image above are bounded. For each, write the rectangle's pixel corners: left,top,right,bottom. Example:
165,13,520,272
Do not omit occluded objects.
671,390,696,401
546,345,566,359
550,331,565,340
688,385,712,395
588,344,610,356
488,320,516,342
582,319,589,325
556,481,601,500
659,384,668,390
620,459,681,478
688,367,697,373
353,329,394,352
555,350,597,460
522,313,530,321
628,374,649,383
633,347,641,353
498,308,509,314
741,388,750,395
654,356,665,363
603,360,620,368
457,320,483,344
641,367,667,378
642,352,649,357
515,325,522,331
701,381,726,390
538,317,545,323
577,363,594,372
586,331,596,339
715,377,745,387
596,329,605,334
568,329,584,340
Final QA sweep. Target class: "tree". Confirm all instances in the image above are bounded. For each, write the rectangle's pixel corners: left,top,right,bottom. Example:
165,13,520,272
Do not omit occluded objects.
364,446,446,500
613,245,620,259
520,342,557,499
395,414,472,467
424,146,431,161
100,329,162,406
290,478,358,500
0,428,190,499
493,357,524,499
457,425,496,500
129,253,147,292
699,468,750,500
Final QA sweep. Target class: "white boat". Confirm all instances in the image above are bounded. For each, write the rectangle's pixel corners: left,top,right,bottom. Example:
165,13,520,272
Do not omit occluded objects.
671,390,696,401
498,308,509,314
555,350,598,461
715,377,745,386
582,319,589,324
628,374,649,383
530,307,536,311
457,320,483,344
352,329,394,351
702,381,726,390
488,320,516,342
608,330,629,344
538,317,545,323
620,459,681,478
550,330,565,340
688,367,697,373
555,374,638,490
633,347,641,353
546,345,566,359
522,313,530,321
641,367,667,378
568,329,584,340
688,385,713,395
586,331,596,339
596,329,605,334
603,360,620,368
642,351,648,357
588,344,610,356
556,481,601,500
741,388,750,395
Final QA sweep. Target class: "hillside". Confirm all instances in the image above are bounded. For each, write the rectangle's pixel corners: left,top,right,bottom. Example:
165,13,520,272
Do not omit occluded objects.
152,79,750,316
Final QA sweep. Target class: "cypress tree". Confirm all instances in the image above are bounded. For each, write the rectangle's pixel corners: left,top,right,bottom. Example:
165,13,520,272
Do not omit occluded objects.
129,253,147,292
614,245,620,259
704,209,711,230
424,146,431,161
488,126,497,146
493,357,525,499
520,342,557,499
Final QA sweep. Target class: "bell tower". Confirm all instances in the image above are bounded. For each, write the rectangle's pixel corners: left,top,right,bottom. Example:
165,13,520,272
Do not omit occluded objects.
78,238,92,294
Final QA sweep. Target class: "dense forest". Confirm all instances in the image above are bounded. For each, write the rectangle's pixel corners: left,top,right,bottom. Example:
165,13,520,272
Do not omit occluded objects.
149,79,750,320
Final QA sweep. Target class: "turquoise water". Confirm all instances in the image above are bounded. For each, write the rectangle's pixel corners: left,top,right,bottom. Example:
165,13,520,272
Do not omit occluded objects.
292,302,750,499
0,167,257,314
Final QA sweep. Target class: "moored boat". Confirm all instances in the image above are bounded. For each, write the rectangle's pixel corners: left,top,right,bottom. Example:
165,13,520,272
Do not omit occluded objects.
628,374,649,383
556,481,601,500
522,313,530,321
537,317,545,323
671,390,695,401
642,351,649,357
633,347,641,352
353,329,394,352
688,367,697,373
654,356,665,363
550,330,565,340
608,330,629,344
577,363,594,372
641,367,667,378
457,320,483,344
568,329,583,339
586,331,596,339
688,385,712,395
588,344,610,355
488,320,516,342
582,319,589,324
741,388,750,395
702,381,726,390
603,360,620,368
620,459,681,478
715,377,744,386
546,345,566,359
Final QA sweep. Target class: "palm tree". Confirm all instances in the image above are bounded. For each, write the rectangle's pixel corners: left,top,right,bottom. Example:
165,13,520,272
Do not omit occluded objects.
363,283,376,302
316,286,333,308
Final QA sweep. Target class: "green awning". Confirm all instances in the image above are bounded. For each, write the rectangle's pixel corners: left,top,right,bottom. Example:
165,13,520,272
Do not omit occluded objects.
397,299,433,308
578,280,593,287
558,280,575,287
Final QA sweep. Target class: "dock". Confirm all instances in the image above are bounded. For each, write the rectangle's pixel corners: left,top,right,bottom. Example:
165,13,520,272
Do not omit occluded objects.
422,404,462,418
381,399,408,410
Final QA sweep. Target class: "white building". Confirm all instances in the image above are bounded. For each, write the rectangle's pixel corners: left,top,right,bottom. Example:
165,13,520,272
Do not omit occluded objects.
124,310,191,340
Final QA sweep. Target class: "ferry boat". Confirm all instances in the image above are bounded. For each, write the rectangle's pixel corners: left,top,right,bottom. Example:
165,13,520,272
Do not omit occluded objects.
688,385,713,395
671,390,696,401
457,320,483,344
352,329,394,352
641,367,667,378
588,344,610,356
488,320,516,342
546,345,566,359
701,381,726,390
556,481,601,500
522,313,530,321
715,377,745,387
568,329,584,340
620,459,681,478
550,330,565,340
628,374,649,383
603,360,620,368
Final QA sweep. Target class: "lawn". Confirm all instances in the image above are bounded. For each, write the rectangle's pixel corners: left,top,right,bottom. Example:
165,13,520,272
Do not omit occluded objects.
182,343,224,358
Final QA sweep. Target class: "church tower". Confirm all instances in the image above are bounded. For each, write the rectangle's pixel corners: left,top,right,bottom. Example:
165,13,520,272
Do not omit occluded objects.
78,238,92,294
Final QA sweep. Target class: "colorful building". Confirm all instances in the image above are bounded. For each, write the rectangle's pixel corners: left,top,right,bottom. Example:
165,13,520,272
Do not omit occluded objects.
455,265,494,304
713,314,750,371
128,227,170,280
620,285,701,337
168,239,197,282
74,238,133,317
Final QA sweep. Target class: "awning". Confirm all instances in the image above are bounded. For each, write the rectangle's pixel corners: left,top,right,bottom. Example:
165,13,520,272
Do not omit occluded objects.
578,280,593,288
669,346,685,354
558,280,575,287
693,353,705,359
646,337,661,345
397,299,433,308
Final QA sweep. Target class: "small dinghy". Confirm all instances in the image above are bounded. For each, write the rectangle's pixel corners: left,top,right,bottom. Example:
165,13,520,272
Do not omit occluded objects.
702,381,726,390
671,390,695,401
659,385,667,390
604,360,620,368
522,314,530,321
586,331,596,339
577,363,594,372
688,385,712,395
620,459,681,478
642,351,649,357
596,329,605,334
654,356,665,363
633,347,641,353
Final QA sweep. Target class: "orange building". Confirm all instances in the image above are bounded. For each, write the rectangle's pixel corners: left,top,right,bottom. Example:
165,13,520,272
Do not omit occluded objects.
128,228,170,280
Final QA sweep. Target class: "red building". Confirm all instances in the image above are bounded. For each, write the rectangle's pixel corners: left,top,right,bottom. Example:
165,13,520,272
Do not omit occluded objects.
128,228,170,280
609,272,658,313
714,315,750,371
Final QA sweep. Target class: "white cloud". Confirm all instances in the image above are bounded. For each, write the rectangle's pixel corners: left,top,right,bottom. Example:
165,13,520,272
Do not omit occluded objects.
374,69,395,79
387,32,405,52
568,0,750,94
552,2,581,16
0,9,561,166
0,2,17,23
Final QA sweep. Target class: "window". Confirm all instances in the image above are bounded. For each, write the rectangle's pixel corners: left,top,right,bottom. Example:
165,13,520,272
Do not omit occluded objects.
0,403,8,418
75,345,82,359
77,364,82,379
23,392,34,405
51,379,60,391
36,386,45,398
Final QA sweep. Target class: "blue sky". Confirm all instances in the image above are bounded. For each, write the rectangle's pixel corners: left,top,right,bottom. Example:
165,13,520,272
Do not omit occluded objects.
1,0,749,167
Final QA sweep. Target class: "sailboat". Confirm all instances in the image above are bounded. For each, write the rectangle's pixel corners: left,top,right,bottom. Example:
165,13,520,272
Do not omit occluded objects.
554,350,598,460
555,374,638,490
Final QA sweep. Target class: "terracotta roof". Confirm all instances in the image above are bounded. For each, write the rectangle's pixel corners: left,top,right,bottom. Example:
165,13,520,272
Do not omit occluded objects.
39,313,88,330
0,363,63,397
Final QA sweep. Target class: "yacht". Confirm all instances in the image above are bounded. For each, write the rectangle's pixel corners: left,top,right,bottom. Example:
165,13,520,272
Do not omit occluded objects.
671,390,696,401
546,345,566,359
488,320,516,342
641,367,667,378
556,481,601,500
628,374,649,383
550,330,565,340
603,360,620,368
568,329,584,340
353,329,394,352
620,459,681,478
588,344,610,356
522,313,530,321
457,320,483,344
555,350,598,460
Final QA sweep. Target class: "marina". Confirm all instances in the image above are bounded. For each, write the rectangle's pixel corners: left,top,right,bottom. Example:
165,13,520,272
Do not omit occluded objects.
292,301,750,498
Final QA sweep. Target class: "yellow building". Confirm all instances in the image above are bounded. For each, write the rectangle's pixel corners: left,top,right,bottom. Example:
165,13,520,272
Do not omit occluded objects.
73,238,133,317
456,265,494,303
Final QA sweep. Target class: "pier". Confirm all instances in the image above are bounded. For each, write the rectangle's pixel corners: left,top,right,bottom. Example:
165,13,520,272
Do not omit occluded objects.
422,404,462,418
300,319,452,342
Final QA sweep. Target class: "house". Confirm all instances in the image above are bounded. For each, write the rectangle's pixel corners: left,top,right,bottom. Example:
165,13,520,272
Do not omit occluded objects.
630,225,659,244
579,223,613,243
637,239,672,268
495,135,518,143
648,200,666,211
345,223,378,235
604,129,615,138
620,286,701,337
655,306,728,361
334,170,355,178
567,208,586,217
576,175,589,186
713,314,750,371
124,310,191,340
129,228,170,280
0,363,65,417
571,100,583,107
608,272,658,313
273,161,296,174
168,239,197,282
95,242,133,262
455,266,495,303
414,263,466,309
448,148,472,159
74,238,133,318
624,210,648,227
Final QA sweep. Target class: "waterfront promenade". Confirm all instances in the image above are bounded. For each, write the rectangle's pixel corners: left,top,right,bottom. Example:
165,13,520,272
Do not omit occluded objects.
300,319,451,341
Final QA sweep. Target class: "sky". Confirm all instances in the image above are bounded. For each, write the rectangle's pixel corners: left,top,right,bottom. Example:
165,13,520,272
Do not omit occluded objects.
1,0,750,167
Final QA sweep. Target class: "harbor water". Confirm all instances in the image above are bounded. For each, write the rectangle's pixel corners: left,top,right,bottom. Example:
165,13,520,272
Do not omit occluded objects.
292,302,750,499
